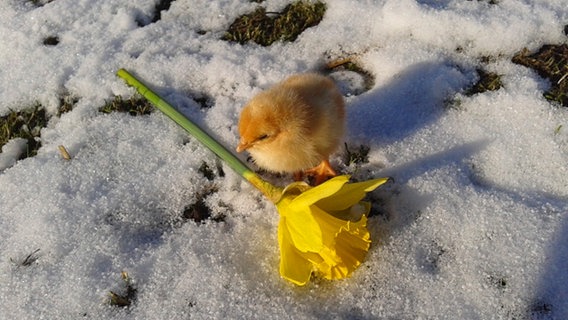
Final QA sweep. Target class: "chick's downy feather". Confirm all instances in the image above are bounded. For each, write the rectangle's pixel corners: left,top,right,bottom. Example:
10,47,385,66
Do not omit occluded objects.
237,73,345,177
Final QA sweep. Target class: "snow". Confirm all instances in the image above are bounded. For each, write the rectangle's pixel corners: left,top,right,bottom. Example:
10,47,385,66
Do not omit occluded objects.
0,0,567,318
0,138,27,171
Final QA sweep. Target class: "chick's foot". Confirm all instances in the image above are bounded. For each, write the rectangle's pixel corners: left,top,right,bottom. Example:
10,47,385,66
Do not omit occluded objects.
305,159,337,185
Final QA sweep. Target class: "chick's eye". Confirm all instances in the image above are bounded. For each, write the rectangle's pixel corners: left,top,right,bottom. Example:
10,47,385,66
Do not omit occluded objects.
257,134,269,141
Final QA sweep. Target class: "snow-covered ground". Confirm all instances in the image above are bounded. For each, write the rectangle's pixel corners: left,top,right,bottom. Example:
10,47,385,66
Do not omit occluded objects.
1,0,567,318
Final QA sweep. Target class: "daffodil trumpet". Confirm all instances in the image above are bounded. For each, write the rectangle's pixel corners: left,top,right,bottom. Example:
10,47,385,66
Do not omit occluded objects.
117,68,390,286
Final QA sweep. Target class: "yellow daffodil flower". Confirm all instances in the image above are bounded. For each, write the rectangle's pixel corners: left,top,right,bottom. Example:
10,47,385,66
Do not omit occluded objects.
274,175,389,286
244,171,389,285
117,69,391,286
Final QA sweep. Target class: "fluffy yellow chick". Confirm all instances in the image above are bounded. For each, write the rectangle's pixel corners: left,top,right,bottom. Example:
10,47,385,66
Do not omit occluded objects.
236,73,345,185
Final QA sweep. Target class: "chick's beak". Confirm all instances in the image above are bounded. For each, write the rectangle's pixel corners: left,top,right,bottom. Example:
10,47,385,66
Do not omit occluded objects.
236,140,251,153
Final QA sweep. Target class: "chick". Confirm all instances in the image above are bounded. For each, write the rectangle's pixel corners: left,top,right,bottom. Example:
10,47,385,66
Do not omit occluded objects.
236,73,345,185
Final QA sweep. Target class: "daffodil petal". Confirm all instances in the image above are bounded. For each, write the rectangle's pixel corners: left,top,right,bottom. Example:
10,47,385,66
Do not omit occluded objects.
310,203,371,251
317,228,371,280
288,175,350,210
316,177,390,212
278,218,314,286
279,205,323,252
310,205,350,246
310,204,371,280
327,219,370,278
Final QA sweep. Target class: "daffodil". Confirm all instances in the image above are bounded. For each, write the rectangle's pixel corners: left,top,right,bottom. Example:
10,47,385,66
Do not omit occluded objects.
117,69,390,286
275,175,389,285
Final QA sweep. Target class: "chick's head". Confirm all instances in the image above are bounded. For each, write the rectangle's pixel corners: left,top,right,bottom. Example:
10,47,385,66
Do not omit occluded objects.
236,89,317,173
236,101,280,153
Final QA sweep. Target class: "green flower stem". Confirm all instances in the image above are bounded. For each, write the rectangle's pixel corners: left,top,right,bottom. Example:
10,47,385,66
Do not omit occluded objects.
117,69,253,179
117,69,283,201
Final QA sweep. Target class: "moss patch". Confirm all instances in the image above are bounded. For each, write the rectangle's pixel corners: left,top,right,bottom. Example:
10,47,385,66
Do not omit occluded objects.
343,143,370,166
465,69,503,96
99,96,154,116
0,105,47,159
57,94,78,116
222,1,326,46
108,271,137,308
324,57,375,94
512,44,568,107
0,93,76,162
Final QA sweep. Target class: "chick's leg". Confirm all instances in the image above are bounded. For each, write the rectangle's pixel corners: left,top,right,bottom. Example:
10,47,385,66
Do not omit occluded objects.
305,159,337,185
